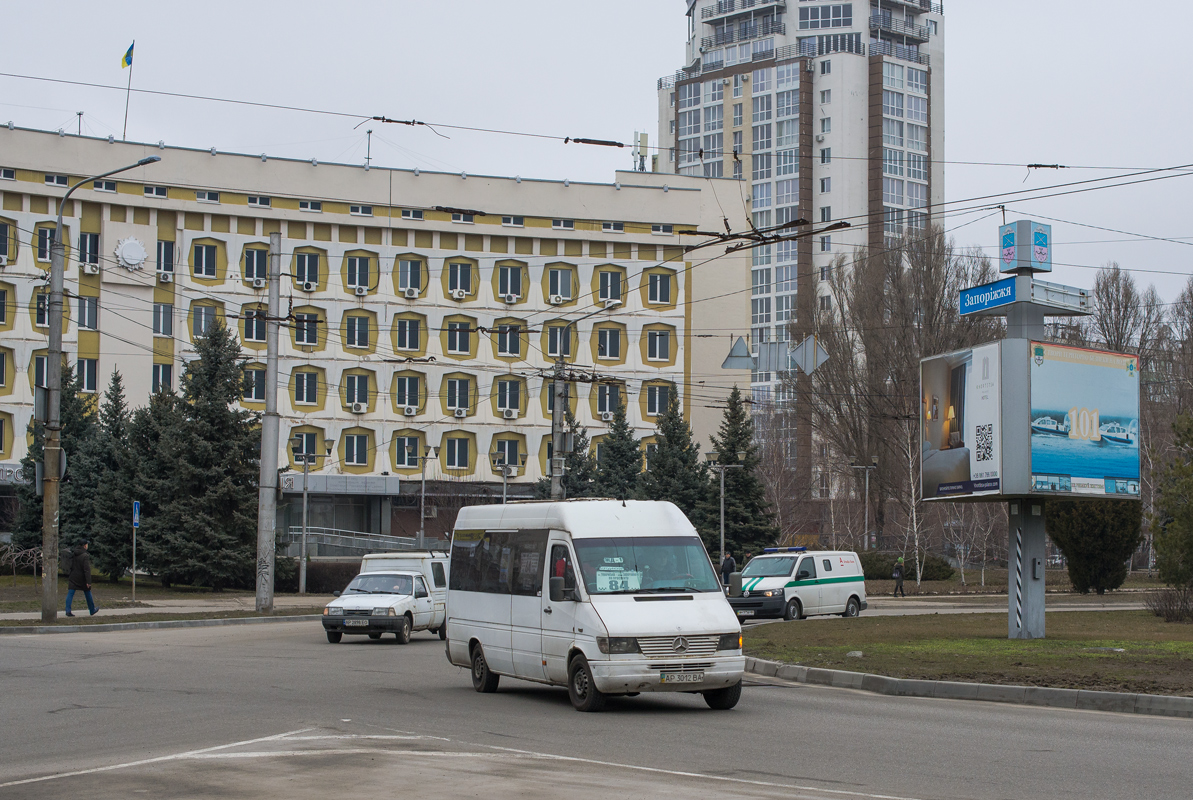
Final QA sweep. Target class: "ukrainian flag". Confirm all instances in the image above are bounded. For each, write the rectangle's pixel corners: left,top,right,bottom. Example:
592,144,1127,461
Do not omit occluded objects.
121,41,134,69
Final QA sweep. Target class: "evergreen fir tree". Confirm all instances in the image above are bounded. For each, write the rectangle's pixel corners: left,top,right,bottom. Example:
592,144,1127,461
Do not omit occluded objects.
637,393,708,526
12,362,97,553
127,389,185,585
1045,499,1142,594
593,399,642,500
533,409,598,499
695,386,779,558
90,371,135,581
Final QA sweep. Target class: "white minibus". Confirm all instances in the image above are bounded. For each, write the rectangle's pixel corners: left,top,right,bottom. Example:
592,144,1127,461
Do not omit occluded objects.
445,500,745,712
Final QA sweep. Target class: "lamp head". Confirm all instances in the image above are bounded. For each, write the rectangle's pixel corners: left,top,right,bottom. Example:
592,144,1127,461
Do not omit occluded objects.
705,451,719,463
136,156,162,166
736,450,746,461
490,452,505,468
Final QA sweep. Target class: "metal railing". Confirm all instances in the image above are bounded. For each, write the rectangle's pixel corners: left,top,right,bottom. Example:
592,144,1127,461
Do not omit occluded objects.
658,37,868,90
700,20,785,50
881,0,943,13
282,526,448,555
870,13,930,40
700,0,786,20
870,39,930,65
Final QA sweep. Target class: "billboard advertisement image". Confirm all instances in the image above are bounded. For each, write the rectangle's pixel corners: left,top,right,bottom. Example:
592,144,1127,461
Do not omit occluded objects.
920,342,1002,499
1029,342,1140,496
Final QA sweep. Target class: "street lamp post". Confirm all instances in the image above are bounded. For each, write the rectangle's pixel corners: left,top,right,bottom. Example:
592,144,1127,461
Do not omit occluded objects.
41,155,160,623
705,450,746,568
291,436,315,594
490,451,527,504
408,445,438,549
850,456,879,551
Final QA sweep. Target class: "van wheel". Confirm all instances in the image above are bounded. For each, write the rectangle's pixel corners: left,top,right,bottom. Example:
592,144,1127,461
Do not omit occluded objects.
568,655,607,712
783,598,803,621
471,647,500,693
438,624,447,641
703,681,742,710
368,633,382,640
842,597,861,618
326,631,342,644
395,615,412,645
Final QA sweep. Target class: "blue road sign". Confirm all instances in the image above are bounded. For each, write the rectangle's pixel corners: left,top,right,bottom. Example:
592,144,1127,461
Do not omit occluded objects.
960,277,1017,316
133,500,140,528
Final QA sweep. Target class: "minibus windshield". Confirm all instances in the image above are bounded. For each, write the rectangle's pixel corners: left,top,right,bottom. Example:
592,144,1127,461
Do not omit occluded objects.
573,536,721,594
344,574,413,596
740,556,798,578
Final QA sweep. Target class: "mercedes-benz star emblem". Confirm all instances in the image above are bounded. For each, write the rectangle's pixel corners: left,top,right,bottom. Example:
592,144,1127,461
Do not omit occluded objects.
672,636,689,653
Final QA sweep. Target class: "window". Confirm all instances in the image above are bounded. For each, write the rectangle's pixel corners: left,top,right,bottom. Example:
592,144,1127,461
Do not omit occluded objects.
907,182,928,209
908,67,928,94
819,264,829,281
349,204,372,217
193,244,217,278
496,324,521,356
0,168,14,180
598,271,622,302
678,82,701,109
678,109,700,138
732,130,743,156
648,273,672,304
751,95,772,124
77,358,97,392
907,152,928,181
647,330,671,361
294,372,318,404
78,232,99,265
150,363,172,394
0,223,6,261
774,119,797,149
297,253,322,285
776,90,798,120
647,385,671,415
395,318,420,350
34,355,46,388
821,59,831,75
597,383,620,414
884,207,905,237
820,206,832,223
602,221,625,233
883,119,904,147
733,160,743,180
501,216,524,227
448,262,472,294
732,103,742,127
732,75,743,99
153,303,172,336
547,325,571,358
394,375,420,407
346,315,370,348
446,321,471,354
37,228,54,261
293,432,317,459
907,95,928,123
451,213,474,223
398,259,422,291
244,309,266,342
883,178,904,206
548,268,573,300
820,89,831,104
819,176,832,194
0,289,5,325
704,105,722,133
752,268,771,296
497,265,522,298
883,148,904,177
597,328,621,360
244,368,265,401
799,4,852,29
144,185,167,198
446,378,470,410
752,182,772,209
776,294,795,322
244,248,268,281
196,190,219,203
346,256,370,289
546,383,570,413
652,224,674,235
346,373,369,405
776,148,798,176
394,436,420,467
820,148,832,165
247,195,271,208
77,296,97,330
907,124,928,152
445,437,469,469
752,297,771,326
776,179,798,206
820,117,831,134
45,174,68,187
93,180,116,192
344,434,368,466
492,439,519,470
822,235,835,252
883,91,904,118
193,305,216,337
298,200,322,212
295,313,319,345
157,240,174,273
752,68,771,93
551,219,574,230
496,379,521,411
819,294,832,312
35,293,48,326
752,123,772,152
883,62,904,90
752,153,772,181
705,78,723,104
401,209,423,220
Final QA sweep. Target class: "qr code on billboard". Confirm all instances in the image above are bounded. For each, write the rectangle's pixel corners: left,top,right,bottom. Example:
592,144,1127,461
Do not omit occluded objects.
975,424,993,462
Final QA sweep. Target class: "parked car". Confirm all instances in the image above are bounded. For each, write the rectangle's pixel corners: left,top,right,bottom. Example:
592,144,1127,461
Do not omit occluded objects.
322,569,441,644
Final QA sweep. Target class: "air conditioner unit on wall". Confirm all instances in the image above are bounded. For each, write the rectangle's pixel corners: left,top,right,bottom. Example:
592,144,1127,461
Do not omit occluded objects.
403,405,418,416
158,272,173,283
601,411,614,422
549,294,565,305
351,402,366,414
354,286,368,296
251,277,266,288
503,408,517,420
404,287,419,299
453,408,467,418
815,134,825,142
0,255,8,267
82,264,100,275
450,288,467,300
503,293,518,304
302,281,316,292
805,60,815,72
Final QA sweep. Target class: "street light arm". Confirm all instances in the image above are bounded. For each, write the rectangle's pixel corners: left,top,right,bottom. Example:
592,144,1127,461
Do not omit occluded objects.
56,156,162,230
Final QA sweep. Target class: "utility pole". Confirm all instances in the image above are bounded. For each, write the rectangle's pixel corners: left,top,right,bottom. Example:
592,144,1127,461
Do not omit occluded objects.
850,456,878,551
294,436,311,595
706,451,745,563
255,232,282,612
41,156,159,623
410,444,438,549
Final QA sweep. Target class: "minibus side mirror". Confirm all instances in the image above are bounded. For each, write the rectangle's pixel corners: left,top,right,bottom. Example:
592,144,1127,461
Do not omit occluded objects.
728,572,743,597
796,570,810,580
333,590,341,597
549,576,565,603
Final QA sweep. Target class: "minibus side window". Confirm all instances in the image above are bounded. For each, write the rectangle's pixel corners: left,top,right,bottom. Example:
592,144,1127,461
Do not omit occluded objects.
551,545,576,592
449,529,547,595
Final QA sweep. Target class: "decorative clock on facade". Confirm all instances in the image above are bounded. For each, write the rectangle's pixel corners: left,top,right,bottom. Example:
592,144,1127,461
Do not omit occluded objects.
114,237,148,271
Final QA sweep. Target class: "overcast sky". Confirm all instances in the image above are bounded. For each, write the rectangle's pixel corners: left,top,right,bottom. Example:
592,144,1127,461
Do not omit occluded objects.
4,1,1192,300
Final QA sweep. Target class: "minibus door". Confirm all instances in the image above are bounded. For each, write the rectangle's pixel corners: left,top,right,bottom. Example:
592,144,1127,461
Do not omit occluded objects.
510,530,549,681
541,538,580,684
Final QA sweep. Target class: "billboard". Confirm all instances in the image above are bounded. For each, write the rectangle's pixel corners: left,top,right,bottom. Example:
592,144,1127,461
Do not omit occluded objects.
920,342,1003,499
999,220,1052,273
1029,342,1140,496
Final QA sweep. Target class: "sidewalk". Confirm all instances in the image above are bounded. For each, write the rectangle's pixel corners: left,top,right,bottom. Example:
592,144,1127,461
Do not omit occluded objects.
0,594,335,622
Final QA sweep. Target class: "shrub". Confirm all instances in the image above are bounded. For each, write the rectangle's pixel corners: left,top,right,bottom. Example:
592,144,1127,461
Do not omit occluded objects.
305,560,362,595
1145,587,1193,623
860,551,954,582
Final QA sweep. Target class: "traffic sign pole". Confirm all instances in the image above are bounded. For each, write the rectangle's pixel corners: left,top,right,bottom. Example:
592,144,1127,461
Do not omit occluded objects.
132,501,140,605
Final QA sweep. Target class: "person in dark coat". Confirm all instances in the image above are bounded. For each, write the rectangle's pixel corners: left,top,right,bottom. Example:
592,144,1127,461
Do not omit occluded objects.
720,552,737,587
65,541,100,617
892,556,906,598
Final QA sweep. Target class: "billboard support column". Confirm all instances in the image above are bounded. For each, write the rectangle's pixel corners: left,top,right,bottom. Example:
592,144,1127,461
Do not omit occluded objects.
1008,499,1047,639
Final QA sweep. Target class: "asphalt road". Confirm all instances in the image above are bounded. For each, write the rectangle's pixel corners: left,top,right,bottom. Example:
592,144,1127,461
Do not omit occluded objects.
1,622,1189,800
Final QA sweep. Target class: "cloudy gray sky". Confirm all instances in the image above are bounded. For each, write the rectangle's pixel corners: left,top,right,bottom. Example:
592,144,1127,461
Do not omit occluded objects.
4,1,1192,299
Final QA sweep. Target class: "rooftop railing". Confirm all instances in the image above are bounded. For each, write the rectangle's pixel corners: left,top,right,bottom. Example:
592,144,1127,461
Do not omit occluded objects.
700,0,787,21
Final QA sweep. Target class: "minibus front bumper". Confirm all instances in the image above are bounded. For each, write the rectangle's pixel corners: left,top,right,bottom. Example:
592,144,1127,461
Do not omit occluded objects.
589,655,747,694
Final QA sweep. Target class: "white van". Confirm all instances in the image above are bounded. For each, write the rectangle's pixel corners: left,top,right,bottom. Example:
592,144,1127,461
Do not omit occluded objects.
361,551,449,639
729,547,867,620
445,500,746,712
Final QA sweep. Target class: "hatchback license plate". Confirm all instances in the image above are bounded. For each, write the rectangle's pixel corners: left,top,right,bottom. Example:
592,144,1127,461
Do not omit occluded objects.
660,671,704,684
736,609,755,617
344,619,369,627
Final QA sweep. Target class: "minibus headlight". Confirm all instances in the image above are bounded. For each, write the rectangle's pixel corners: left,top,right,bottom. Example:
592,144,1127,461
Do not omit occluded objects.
763,589,783,598
596,637,640,655
327,607,344,616
372,607,395,616
717,632,743,651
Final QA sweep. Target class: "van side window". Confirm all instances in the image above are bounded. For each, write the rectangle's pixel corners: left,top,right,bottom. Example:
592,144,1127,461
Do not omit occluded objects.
449,529,548,596
798,557,817,579
822,559,832,572
551,544,576,591
431,562,447,588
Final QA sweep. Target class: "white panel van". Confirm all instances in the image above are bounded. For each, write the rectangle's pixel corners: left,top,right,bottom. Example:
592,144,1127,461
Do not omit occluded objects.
445,500,746,712
728,547,867,620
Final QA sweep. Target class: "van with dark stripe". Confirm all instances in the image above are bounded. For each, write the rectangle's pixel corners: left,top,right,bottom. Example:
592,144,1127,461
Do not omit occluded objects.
728,548,867,621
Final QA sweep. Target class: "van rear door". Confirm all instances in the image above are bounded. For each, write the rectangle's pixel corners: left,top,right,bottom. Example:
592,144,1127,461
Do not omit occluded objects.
541,537,581,684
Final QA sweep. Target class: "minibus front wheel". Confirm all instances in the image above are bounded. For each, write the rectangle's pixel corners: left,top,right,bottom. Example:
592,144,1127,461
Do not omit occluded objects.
567,655,607,712
703,681,742,710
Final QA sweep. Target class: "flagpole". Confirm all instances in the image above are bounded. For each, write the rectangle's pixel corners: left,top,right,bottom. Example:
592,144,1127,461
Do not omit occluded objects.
121,41,134,141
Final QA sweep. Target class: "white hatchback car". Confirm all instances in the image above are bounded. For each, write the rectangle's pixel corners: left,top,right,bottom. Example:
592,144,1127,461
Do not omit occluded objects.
322,571,439,644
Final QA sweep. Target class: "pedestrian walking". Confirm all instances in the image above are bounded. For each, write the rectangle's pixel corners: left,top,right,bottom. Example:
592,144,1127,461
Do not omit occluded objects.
892,556,906,598
65,541,100,617
720,552,737,587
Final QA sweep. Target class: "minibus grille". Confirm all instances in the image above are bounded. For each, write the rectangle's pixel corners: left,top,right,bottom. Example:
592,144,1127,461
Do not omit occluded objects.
638,635,719,659
648,662,714,671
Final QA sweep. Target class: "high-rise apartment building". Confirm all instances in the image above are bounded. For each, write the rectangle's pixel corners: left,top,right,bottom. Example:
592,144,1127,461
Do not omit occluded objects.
657,0,945,523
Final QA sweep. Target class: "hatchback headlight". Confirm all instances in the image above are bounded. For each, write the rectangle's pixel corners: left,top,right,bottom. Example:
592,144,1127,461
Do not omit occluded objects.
372,607,395,616
596,637,640,654
326,607,344,616
717,632,743,651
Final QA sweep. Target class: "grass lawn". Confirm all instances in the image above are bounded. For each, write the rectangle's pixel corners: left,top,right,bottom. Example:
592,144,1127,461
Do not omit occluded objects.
1,574,263,613
745,611,1193,696
0,608,325,627
864,569,1165,597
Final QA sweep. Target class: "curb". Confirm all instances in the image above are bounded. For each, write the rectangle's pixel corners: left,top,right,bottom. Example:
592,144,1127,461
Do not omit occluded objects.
0,614,321,635
745,657,1193,719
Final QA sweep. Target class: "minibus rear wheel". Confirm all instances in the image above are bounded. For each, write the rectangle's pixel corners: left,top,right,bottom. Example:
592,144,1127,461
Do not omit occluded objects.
703,681,742,710
471,646,500,693
567,655,607,712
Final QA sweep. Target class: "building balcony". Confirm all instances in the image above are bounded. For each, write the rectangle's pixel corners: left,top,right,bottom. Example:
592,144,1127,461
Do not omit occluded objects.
870,12,930,41
870,39,930,65
879,0,944,14
700,0,786,23
700,20,786,50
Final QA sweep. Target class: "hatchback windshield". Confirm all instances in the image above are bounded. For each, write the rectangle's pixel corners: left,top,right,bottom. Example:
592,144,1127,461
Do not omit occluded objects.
572,536,721,594
343,574,413,595
741,556,798,578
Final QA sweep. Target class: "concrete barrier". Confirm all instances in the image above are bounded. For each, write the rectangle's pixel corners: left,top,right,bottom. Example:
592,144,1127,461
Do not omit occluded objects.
1076,690,1139,714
